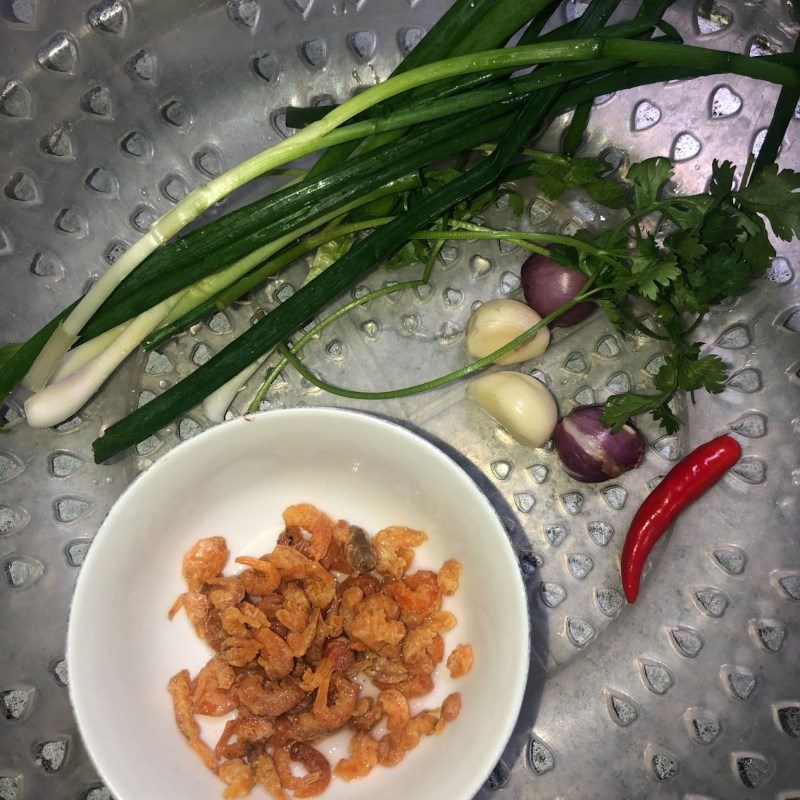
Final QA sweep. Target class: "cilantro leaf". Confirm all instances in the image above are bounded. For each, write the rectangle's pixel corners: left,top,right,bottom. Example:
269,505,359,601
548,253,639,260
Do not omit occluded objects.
502,189,524,216
626,157,673,210
690,247,755,304
739,224,775,277
667,229,707,262
653,357,678,393
601,391,666,432
384,238,431,270
420,168,462,196
462,186,522,219
651,402,680,434
593,297,625,333
709,159,736,198
530,157,626,208
670,281,707,314
677,351,727,393
602,390,681,434
584,178,626,208
306,233,356,283
627,240,681,301
735,163,800,241
662,195,714,229
700,204,742,244
639,261,681,301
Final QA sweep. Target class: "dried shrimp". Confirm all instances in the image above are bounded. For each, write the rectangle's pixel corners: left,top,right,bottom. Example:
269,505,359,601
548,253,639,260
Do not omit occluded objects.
168,504,470,799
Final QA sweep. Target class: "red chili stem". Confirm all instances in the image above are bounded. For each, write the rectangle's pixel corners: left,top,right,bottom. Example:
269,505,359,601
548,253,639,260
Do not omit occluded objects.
620,434,742,603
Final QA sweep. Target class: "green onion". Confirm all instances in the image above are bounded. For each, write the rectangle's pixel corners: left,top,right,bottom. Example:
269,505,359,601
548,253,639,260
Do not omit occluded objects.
35,35,615,389
156,178,418,332
562,101,592,157
305,0,505,177
92,0,627,460
4,106,514,404
24,295,183,429
142,216,396,351
84,109,516,340
90,36,798,339
11,36,795,399
752,36,800,177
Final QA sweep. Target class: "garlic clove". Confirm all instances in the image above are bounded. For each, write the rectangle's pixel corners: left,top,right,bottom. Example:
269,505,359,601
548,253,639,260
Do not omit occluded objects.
466,371,558,447
466,299,550,365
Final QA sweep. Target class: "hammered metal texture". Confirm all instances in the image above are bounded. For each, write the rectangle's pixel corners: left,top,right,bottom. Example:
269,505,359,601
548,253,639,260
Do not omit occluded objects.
1,1,799,798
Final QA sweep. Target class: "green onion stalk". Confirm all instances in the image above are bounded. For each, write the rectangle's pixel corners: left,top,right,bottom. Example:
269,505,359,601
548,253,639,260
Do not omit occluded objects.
142,215,396,352
157,178,419,331
246,227,616,407
277,289,602,401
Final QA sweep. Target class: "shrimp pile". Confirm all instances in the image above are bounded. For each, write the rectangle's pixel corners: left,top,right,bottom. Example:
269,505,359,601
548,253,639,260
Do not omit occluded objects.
168,503,473,799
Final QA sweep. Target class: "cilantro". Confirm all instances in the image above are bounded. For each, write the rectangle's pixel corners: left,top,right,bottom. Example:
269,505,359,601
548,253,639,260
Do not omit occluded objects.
700,204,742,244
709,159,736,198
593,298,625,334
653,357,678,393
604,388,680,434
375,145,796,436
628,246,681,301
735,163,800,241
668,229,707,262
590,153,800,431
503,189,524,216
385,237,431,270
530,157,626,208
650,402,680,434
662,195,714,229
677,350,727,394
307,233,356,282
626,157,673,209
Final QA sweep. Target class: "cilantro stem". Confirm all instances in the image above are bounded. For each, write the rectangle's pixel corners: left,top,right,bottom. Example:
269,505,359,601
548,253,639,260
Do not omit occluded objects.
443,222,622,269
682,314,704,337
616,305,670,341
247,277,428,411
275,286,603,401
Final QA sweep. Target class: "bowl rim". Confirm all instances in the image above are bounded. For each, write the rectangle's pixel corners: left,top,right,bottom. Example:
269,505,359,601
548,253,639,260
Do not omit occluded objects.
67,407,530,800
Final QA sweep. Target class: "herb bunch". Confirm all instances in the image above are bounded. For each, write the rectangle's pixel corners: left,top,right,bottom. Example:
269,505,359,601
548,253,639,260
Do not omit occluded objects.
557,158,800,433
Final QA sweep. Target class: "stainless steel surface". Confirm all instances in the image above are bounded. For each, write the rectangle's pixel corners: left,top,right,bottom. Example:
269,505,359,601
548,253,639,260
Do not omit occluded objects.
1,1,798,798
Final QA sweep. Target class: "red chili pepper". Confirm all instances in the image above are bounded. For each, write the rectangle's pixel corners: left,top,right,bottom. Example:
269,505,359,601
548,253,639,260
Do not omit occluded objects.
621,434,742,603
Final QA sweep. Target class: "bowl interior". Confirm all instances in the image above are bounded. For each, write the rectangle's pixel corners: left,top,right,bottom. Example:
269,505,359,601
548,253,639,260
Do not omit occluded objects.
68,409,529,800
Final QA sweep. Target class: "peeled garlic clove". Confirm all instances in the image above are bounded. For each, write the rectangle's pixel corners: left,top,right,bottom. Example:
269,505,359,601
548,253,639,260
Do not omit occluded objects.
466,371,558,447
466,299,550,365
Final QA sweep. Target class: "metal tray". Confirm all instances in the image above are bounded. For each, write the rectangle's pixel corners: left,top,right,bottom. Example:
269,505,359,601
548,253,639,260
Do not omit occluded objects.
1,1,798,798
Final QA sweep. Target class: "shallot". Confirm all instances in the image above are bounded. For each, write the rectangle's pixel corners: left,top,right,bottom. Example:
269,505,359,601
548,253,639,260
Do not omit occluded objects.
553,405,644,482
521,253,595,327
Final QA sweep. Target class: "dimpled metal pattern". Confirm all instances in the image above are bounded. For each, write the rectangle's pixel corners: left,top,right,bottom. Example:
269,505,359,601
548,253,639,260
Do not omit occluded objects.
0,0,798,798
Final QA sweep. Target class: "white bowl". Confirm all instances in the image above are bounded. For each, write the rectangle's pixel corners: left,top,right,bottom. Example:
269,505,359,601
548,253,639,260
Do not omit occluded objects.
68,408,529,800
